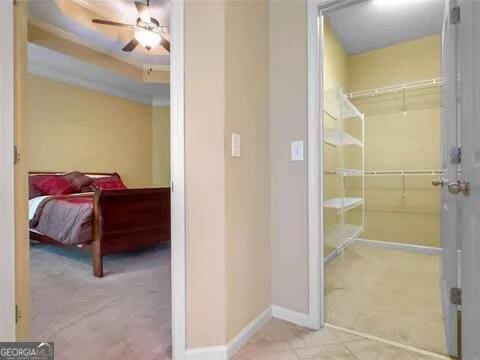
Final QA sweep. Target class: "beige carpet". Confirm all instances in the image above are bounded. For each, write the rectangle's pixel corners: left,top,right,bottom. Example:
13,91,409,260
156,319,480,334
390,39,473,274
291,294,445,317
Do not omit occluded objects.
326,243,447,355
30,242,171,360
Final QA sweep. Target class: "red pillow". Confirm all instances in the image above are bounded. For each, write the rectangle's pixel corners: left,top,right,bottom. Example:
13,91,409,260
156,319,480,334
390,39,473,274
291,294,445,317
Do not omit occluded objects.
36,176,75,195
93,180,127,190
29,175,51,199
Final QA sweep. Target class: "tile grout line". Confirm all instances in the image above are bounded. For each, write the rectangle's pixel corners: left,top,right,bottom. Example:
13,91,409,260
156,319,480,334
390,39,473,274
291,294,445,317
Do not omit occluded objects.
328,328,361,360
325,323,453,360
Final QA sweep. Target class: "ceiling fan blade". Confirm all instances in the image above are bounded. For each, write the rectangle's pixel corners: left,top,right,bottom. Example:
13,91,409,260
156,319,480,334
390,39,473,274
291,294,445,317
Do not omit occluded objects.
160,36,170,53
122,38,139,52
92,19,134,29
135,1,151,23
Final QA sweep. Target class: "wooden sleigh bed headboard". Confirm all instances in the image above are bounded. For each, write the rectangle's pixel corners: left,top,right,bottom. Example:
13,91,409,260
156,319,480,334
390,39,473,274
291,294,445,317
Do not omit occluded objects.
29,171,120,178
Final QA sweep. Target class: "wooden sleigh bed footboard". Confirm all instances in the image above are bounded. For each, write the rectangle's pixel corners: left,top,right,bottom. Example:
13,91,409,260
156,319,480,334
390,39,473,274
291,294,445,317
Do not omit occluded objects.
30,187,171,278
91,187,171,277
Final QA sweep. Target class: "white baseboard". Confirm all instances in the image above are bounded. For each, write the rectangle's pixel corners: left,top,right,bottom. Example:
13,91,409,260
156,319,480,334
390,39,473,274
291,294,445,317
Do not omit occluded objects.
186,307,272,360
186,346,227,360
271,305,310,328
227,307,272,357
355,238,441,256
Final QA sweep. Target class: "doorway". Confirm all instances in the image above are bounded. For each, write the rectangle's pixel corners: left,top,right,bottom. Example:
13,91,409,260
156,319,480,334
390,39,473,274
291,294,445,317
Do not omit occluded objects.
307,0,467,359
0,1,186,359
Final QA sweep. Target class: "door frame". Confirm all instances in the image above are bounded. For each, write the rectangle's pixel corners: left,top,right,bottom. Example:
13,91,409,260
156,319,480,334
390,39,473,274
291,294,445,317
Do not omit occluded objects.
0,0,16,341
170,1,187,359
0,1,187,359
306,0,369,330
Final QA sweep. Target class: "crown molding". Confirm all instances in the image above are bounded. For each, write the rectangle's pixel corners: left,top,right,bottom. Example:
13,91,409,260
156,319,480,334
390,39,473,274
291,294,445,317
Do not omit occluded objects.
152,96,170,107
144,64,171,72
27,42,169,108
28,57,156,106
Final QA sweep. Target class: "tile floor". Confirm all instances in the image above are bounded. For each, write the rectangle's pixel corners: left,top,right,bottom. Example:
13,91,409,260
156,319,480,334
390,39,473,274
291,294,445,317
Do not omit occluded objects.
325,244,447,354
233,319,446,360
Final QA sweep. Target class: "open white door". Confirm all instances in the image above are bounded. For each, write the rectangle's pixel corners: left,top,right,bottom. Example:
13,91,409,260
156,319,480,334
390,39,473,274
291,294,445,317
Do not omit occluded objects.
457,0,480,359
438,0,461,357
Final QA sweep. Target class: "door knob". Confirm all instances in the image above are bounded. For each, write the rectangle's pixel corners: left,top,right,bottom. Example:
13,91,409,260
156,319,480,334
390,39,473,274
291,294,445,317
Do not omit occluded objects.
447,181,470,195
432,179,447,187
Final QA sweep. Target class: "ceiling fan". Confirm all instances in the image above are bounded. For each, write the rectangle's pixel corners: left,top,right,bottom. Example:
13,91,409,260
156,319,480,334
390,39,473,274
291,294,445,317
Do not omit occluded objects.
91,0,170,53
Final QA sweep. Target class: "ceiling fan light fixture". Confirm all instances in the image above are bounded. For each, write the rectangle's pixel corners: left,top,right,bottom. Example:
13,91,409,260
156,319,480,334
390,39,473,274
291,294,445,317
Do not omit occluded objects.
134,29,161,50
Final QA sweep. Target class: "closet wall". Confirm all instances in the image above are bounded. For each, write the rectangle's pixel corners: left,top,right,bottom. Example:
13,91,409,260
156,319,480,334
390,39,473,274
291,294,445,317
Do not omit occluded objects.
347,35,442,247
323,21,349,236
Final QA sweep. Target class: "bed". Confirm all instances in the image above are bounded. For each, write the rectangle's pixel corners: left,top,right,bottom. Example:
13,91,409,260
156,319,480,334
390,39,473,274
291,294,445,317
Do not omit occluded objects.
29,171,171,277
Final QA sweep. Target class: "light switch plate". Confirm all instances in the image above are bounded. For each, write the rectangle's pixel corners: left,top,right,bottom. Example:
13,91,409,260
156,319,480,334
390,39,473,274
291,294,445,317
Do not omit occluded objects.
291,141,304,161
232,133,241,157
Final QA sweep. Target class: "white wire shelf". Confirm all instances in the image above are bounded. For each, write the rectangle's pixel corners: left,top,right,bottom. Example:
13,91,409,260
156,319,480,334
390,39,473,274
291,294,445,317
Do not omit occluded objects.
324,197,363,212
324,129,363,147
325,224,363,248
325,168,363,176
337,168,363,176
339,92,364,120
347,78,443,100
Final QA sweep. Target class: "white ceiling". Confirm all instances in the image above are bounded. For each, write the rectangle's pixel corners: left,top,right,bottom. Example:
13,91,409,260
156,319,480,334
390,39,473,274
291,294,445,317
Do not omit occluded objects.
28,43,170,106
326,0,444,55
28,0,170,66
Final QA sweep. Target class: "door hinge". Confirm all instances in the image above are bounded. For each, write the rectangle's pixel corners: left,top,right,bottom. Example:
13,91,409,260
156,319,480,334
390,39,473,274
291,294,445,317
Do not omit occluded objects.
450,287,462,306
451,6,461,24
15,304,21,324
13,145,20,165
450,146,461,164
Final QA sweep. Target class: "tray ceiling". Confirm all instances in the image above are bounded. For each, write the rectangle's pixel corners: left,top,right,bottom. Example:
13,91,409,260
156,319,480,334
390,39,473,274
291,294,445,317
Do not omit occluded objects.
28,0,170,67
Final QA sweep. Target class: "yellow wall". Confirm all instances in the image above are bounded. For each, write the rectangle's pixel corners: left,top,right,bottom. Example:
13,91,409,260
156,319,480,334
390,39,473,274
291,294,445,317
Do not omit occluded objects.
323,20,350,243
26,74,169,188
152,106,170,187
347,35,442,247
15,1,31,340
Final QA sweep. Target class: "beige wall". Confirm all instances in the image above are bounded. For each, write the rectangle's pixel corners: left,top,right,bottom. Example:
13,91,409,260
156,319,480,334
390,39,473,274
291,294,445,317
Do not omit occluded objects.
185,0,270,347
269,0,309,315
26,74,159,187
152,106,170,187
225,0,270,340
185,0,228,347
348,35,442,247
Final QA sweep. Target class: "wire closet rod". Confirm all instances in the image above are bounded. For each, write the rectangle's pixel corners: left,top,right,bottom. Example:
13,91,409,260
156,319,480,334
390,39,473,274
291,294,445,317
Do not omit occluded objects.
347,78,443,100
365,170,442,176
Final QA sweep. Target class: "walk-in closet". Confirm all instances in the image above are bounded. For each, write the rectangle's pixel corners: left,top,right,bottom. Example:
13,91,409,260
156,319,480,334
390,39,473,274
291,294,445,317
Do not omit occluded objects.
322,2,446,356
